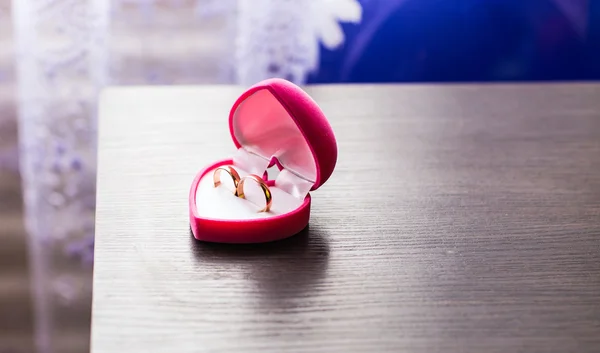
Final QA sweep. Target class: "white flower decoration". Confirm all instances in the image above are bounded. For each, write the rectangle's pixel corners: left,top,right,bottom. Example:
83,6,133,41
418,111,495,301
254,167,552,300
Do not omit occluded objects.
314,0,362,50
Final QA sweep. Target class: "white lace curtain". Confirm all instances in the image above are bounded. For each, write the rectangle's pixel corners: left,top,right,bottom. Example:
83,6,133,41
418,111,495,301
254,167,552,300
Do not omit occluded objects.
7,1,362,352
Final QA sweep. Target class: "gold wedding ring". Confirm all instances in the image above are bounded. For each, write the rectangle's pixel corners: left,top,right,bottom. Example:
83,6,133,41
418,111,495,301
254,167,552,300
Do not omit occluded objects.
213,166,241,195
236,174,272,213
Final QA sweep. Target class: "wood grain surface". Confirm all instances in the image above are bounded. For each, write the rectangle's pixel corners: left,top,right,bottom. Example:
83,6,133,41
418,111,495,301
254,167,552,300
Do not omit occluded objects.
92,84,600,353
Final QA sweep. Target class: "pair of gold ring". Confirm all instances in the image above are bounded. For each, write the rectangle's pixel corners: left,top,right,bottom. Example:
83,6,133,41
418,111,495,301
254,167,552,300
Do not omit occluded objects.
213,166,272,212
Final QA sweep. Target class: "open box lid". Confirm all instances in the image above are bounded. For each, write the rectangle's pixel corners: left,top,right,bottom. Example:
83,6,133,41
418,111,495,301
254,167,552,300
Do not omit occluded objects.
229,78,337,192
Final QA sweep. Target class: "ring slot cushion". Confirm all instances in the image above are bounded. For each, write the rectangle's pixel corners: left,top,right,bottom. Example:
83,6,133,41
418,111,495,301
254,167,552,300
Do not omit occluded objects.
189,78,338,243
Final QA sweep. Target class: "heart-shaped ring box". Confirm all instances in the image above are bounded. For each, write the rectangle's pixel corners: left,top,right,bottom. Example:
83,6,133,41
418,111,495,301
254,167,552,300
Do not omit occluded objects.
189,78,338,243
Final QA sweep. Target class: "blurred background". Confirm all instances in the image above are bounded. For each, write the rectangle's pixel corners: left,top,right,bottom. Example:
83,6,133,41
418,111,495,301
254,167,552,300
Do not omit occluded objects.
0,0,598,352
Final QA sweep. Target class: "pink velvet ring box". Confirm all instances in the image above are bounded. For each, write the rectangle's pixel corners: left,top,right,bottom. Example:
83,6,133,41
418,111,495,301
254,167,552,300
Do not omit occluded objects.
189,78,338,243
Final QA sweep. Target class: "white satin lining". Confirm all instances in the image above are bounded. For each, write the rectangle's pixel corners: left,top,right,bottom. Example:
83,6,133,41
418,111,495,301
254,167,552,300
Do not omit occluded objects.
233,148,313,199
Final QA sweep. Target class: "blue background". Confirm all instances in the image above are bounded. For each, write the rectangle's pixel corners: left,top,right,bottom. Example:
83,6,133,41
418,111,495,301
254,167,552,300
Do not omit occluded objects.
309,0,600,83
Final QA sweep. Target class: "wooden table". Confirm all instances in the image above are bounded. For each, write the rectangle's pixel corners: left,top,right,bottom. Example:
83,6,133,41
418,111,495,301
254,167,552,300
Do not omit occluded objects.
93,84,600,353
